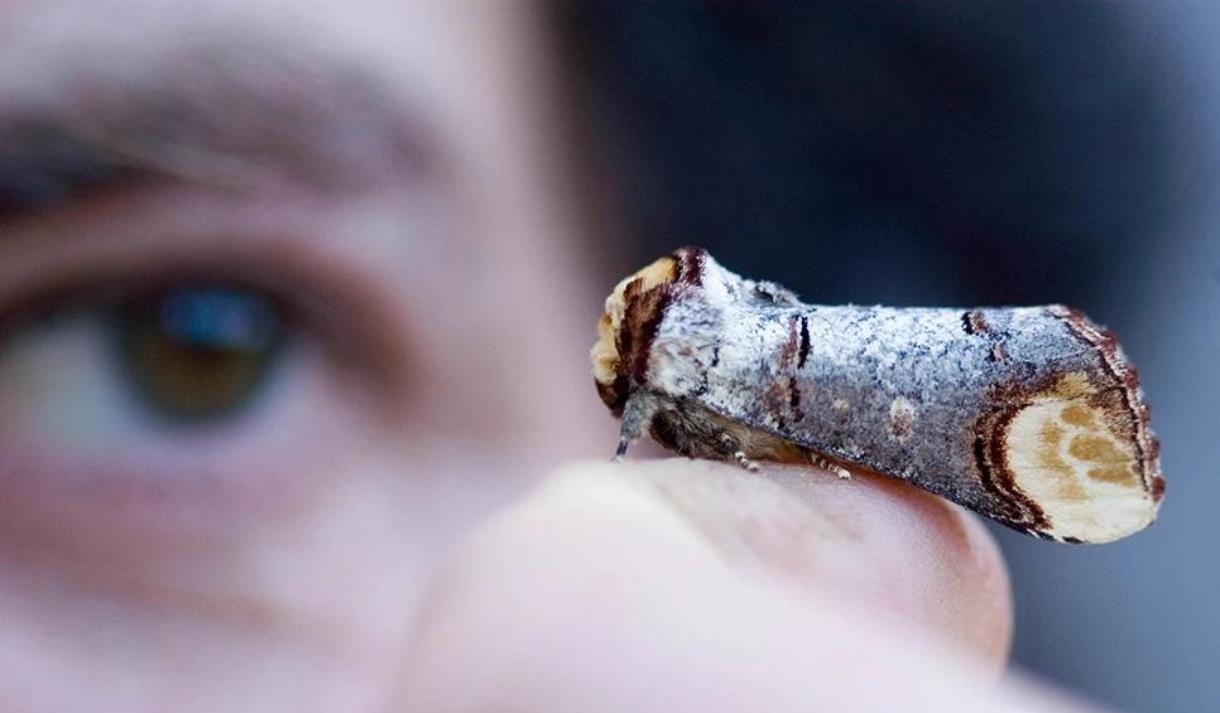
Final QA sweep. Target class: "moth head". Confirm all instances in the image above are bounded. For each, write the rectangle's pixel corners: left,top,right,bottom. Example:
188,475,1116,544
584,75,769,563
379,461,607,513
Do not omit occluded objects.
591,246,710,414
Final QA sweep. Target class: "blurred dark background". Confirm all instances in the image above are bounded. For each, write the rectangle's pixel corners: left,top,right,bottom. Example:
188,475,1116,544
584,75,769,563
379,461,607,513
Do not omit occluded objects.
560,3,1218,711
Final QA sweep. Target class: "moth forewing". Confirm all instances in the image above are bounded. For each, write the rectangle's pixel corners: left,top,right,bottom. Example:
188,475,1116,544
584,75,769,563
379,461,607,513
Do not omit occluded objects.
592,247,1164,544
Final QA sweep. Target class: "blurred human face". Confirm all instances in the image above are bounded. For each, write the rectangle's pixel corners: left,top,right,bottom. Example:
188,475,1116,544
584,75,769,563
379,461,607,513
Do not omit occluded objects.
0,1,606,710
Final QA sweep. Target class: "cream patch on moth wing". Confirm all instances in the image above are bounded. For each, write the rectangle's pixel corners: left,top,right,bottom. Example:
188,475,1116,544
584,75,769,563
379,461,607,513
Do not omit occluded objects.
888,397,917,443
1003,372,1160,543
591,255,678,386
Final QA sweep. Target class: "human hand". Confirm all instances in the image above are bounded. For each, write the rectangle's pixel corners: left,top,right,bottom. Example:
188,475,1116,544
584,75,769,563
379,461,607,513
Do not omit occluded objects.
396,459,1107,712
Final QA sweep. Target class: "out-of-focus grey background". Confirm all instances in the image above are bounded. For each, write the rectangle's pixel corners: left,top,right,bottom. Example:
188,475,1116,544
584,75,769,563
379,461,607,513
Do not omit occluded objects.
561,3,1218,711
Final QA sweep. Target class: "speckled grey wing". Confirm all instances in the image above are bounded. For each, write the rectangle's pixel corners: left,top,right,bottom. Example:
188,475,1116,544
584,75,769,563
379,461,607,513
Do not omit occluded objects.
690,304,1162,543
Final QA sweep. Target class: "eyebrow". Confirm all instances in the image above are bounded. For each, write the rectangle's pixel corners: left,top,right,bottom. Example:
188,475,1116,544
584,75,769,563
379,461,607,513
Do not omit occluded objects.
0,34,438,216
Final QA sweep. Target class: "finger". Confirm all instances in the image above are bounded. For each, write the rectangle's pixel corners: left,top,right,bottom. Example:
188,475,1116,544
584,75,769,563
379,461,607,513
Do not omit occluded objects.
617,458,1013,663
392,460,1087,713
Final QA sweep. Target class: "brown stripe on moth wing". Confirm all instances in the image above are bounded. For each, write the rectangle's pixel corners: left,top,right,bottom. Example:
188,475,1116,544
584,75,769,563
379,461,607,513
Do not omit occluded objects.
777,315,806,370
611,275,645,381
617,280,680,385
674,245,707,286
596,274,653,415
1150,467,1166,499
1028,528,1085,545
797,315,811,369
971,410,1012,519
595,254,681,412
1013,526,1085,545
972,428,1024,525
766,318,807,426
761,377,792,432
962,310,990,335
1047,305,1164,499
972,406,1050,529
960,310,1011,364
979,369,1077,529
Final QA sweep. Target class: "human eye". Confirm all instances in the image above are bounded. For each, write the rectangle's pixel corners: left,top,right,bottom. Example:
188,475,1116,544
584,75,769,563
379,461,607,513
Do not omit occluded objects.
0,226,411,535
1,282,288,438
0,279,294,453
0,276,296,505
111,285,288,425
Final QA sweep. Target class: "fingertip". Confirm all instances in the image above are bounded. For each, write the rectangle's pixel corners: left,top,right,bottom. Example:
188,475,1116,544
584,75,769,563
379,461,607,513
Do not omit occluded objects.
595,458,1014,667
395,460,733,711
843,469,1013,664
395,460,1079,713
402,457,1014,711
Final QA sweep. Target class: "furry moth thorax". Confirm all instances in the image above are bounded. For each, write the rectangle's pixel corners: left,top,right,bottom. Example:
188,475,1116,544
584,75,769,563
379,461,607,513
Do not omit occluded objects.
591,246,1165,544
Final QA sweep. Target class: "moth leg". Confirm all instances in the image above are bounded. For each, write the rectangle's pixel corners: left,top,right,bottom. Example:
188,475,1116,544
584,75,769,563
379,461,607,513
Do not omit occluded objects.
811,452,852,480
614,391,662,461
719,433,760,472
733,451,762,472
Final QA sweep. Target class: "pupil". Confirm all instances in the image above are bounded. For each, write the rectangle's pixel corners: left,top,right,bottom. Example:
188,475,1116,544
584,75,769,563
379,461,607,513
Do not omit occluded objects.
113,286,286,423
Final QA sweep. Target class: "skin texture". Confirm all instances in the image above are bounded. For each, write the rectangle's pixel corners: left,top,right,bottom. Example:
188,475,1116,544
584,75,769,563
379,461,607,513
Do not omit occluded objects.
0,1,1108,711
399,461,1109,713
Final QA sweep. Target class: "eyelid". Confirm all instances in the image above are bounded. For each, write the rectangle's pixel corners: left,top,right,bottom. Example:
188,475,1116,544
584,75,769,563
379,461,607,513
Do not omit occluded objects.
0,185,461,566
0,227,415,408
0,234,415,544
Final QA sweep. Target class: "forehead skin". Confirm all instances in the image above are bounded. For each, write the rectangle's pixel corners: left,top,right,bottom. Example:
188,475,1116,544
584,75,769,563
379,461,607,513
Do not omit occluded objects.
0,1,506,207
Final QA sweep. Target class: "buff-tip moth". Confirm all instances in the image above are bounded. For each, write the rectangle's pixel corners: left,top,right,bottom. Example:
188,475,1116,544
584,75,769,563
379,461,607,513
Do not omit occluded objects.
591,247,1164,544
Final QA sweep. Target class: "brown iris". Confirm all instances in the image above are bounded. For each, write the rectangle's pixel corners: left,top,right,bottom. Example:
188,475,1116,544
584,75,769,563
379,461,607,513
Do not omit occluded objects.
113,286,286,424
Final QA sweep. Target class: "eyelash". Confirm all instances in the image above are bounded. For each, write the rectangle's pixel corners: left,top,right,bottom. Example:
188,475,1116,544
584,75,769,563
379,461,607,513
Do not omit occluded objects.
0,265,286,338
0,240,408,385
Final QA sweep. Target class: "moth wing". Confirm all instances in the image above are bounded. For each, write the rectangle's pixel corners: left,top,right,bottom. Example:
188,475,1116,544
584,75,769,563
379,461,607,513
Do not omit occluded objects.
758,378,1161,544
983,381,1162,543
702,306,1164,544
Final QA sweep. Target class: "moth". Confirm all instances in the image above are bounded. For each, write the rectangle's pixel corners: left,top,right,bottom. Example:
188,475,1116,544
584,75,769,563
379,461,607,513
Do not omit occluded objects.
591,247,1165,544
